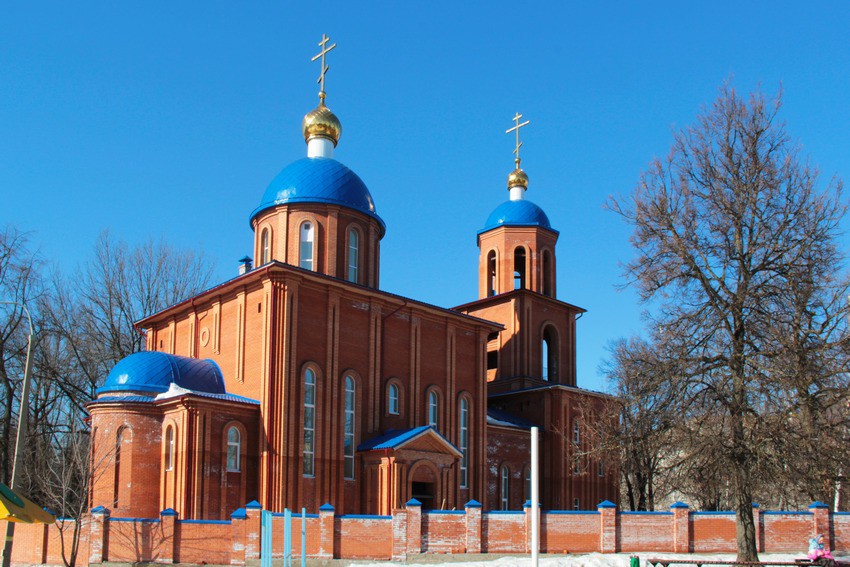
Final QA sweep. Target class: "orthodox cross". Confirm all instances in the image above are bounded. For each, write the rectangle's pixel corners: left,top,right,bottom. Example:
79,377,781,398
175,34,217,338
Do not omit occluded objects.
506,112,530,167
311,34,337,103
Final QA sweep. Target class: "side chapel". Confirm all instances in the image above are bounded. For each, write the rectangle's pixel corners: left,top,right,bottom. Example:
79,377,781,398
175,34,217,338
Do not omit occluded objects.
87,37,617,520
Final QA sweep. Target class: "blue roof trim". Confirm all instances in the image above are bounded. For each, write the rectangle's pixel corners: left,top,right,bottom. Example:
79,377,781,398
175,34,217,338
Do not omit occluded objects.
110,517,159,523
319,503,335,512
357,426,432,451
97,352,226,396
809,501,829,509
486,511,524,515
761,511,812,515
250,157,385,234
179,519,231,525
597,500,617,508
88,395,156,404
338,514,391,520
670,501,689,509
465,500,482,509
479,199,558,235
425,510,465,515
621,511,673,516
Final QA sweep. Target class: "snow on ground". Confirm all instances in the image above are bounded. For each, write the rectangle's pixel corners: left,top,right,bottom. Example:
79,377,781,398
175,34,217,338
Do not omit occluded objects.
346,552,807,566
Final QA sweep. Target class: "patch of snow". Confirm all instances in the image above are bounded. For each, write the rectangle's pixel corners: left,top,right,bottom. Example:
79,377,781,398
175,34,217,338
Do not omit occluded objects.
154,382,193,400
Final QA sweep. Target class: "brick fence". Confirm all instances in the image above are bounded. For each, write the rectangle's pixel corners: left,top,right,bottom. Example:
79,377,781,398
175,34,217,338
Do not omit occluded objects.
5,500,848,565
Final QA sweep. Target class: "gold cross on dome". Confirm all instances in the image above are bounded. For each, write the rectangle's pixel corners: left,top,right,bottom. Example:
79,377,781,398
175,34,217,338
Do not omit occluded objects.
506,112,530,167
311,34,337,103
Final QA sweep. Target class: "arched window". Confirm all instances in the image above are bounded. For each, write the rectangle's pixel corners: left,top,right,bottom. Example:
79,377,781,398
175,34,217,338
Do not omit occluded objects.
226,426,241,472
428,390,439,429
487,250,497,296
388,383,400,415
114,428,124,507
542,326,558,381
261,228,270,265
459,397,469,488
500,465,510,510
542,249,552,297
303,368,316,476
598,461,605,477
344,376,355,479
573,418,580,444
347,228,359,283
300,222,315,270
513,247,526,289
164,425,174,471
573,498,581,511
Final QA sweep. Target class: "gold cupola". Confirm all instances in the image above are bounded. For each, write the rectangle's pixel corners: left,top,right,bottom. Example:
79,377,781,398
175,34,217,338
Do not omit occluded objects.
302,100,342,147
507,165,528,190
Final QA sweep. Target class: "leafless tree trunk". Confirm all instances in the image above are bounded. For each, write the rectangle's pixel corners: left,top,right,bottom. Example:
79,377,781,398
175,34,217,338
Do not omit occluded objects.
608,84,849,560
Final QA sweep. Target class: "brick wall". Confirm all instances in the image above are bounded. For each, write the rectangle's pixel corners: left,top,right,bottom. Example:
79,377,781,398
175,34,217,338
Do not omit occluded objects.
5,502,846,565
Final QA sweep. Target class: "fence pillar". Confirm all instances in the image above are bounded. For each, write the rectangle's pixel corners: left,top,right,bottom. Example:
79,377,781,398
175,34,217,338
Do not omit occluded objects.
392,508,408,562
465,500,482,554
318,503,335,559
809,501,831,546
88,506,110,565
230,507,248,566
244,500,263,562
157,508,177,564
405,498,422,557
598,500,617,553
670,501,689,553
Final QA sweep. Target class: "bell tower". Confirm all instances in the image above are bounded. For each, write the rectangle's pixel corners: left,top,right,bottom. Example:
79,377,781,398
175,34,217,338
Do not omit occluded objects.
477,113,558,299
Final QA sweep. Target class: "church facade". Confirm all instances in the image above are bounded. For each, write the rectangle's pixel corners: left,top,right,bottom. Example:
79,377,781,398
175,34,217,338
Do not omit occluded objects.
87,41,617,520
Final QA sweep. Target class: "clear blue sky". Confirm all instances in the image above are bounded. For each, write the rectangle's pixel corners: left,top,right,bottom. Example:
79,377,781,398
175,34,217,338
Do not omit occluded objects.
2,2,849,392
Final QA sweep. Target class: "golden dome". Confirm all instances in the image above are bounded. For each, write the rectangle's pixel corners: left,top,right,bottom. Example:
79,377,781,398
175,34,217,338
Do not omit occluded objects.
507,167,528,189
302,102,342,146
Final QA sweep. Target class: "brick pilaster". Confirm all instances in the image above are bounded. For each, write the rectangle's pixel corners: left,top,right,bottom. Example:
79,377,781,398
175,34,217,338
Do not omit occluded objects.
392,508,408,561
753,503,763,552
157,508,177,564
88,506,110,565
465,500,482,554
598,500,617,553
670,501,689,553
809,501,831,547
318,503,335,559
230,507,248,566
244,500,263,562
405,498,422,557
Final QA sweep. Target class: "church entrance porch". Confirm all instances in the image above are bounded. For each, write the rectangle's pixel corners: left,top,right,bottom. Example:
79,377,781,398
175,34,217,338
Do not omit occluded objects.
357,426,462,515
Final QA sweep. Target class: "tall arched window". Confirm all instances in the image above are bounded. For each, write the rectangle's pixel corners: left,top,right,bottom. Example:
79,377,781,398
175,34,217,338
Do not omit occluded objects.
487,250,497,296
226,426,241,472
513,247,526,289
114,428,124,507
300,222,315,270
303,368,316,476
459,397,469,488
500,465,510,510
428,390,439,429
573,418,580,444
388,383,400,415
261,228,270,265
344,376,355,479
164,426,174,471
542,326,558,381
542,249,552,297
347,228,359,283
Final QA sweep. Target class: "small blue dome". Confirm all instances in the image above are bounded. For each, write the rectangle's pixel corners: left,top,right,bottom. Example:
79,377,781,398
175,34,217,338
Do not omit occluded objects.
250,157,385,233
97,352,226,395
479,199,556,234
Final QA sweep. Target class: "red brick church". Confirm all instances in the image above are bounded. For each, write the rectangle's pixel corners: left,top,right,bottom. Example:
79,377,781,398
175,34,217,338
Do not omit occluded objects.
87,39,617,520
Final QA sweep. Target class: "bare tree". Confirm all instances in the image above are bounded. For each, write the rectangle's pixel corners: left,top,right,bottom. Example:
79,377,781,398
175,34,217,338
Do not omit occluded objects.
608,84,849,560
601,336,679,511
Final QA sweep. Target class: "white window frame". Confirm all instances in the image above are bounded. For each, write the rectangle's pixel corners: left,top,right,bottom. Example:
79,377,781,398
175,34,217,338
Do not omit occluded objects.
500,465,510,510
347,227,359,283
300,222,315,270
428,390,439,429
388,383,400,415
459,397,469,488
344,376,355,480
226,426,241,472
303,368,316,476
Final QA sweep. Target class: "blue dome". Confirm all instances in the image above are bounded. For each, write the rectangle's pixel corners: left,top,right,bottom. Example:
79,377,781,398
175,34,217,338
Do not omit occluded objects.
97,352,226,395
250,157,385,233
479,199,556,234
